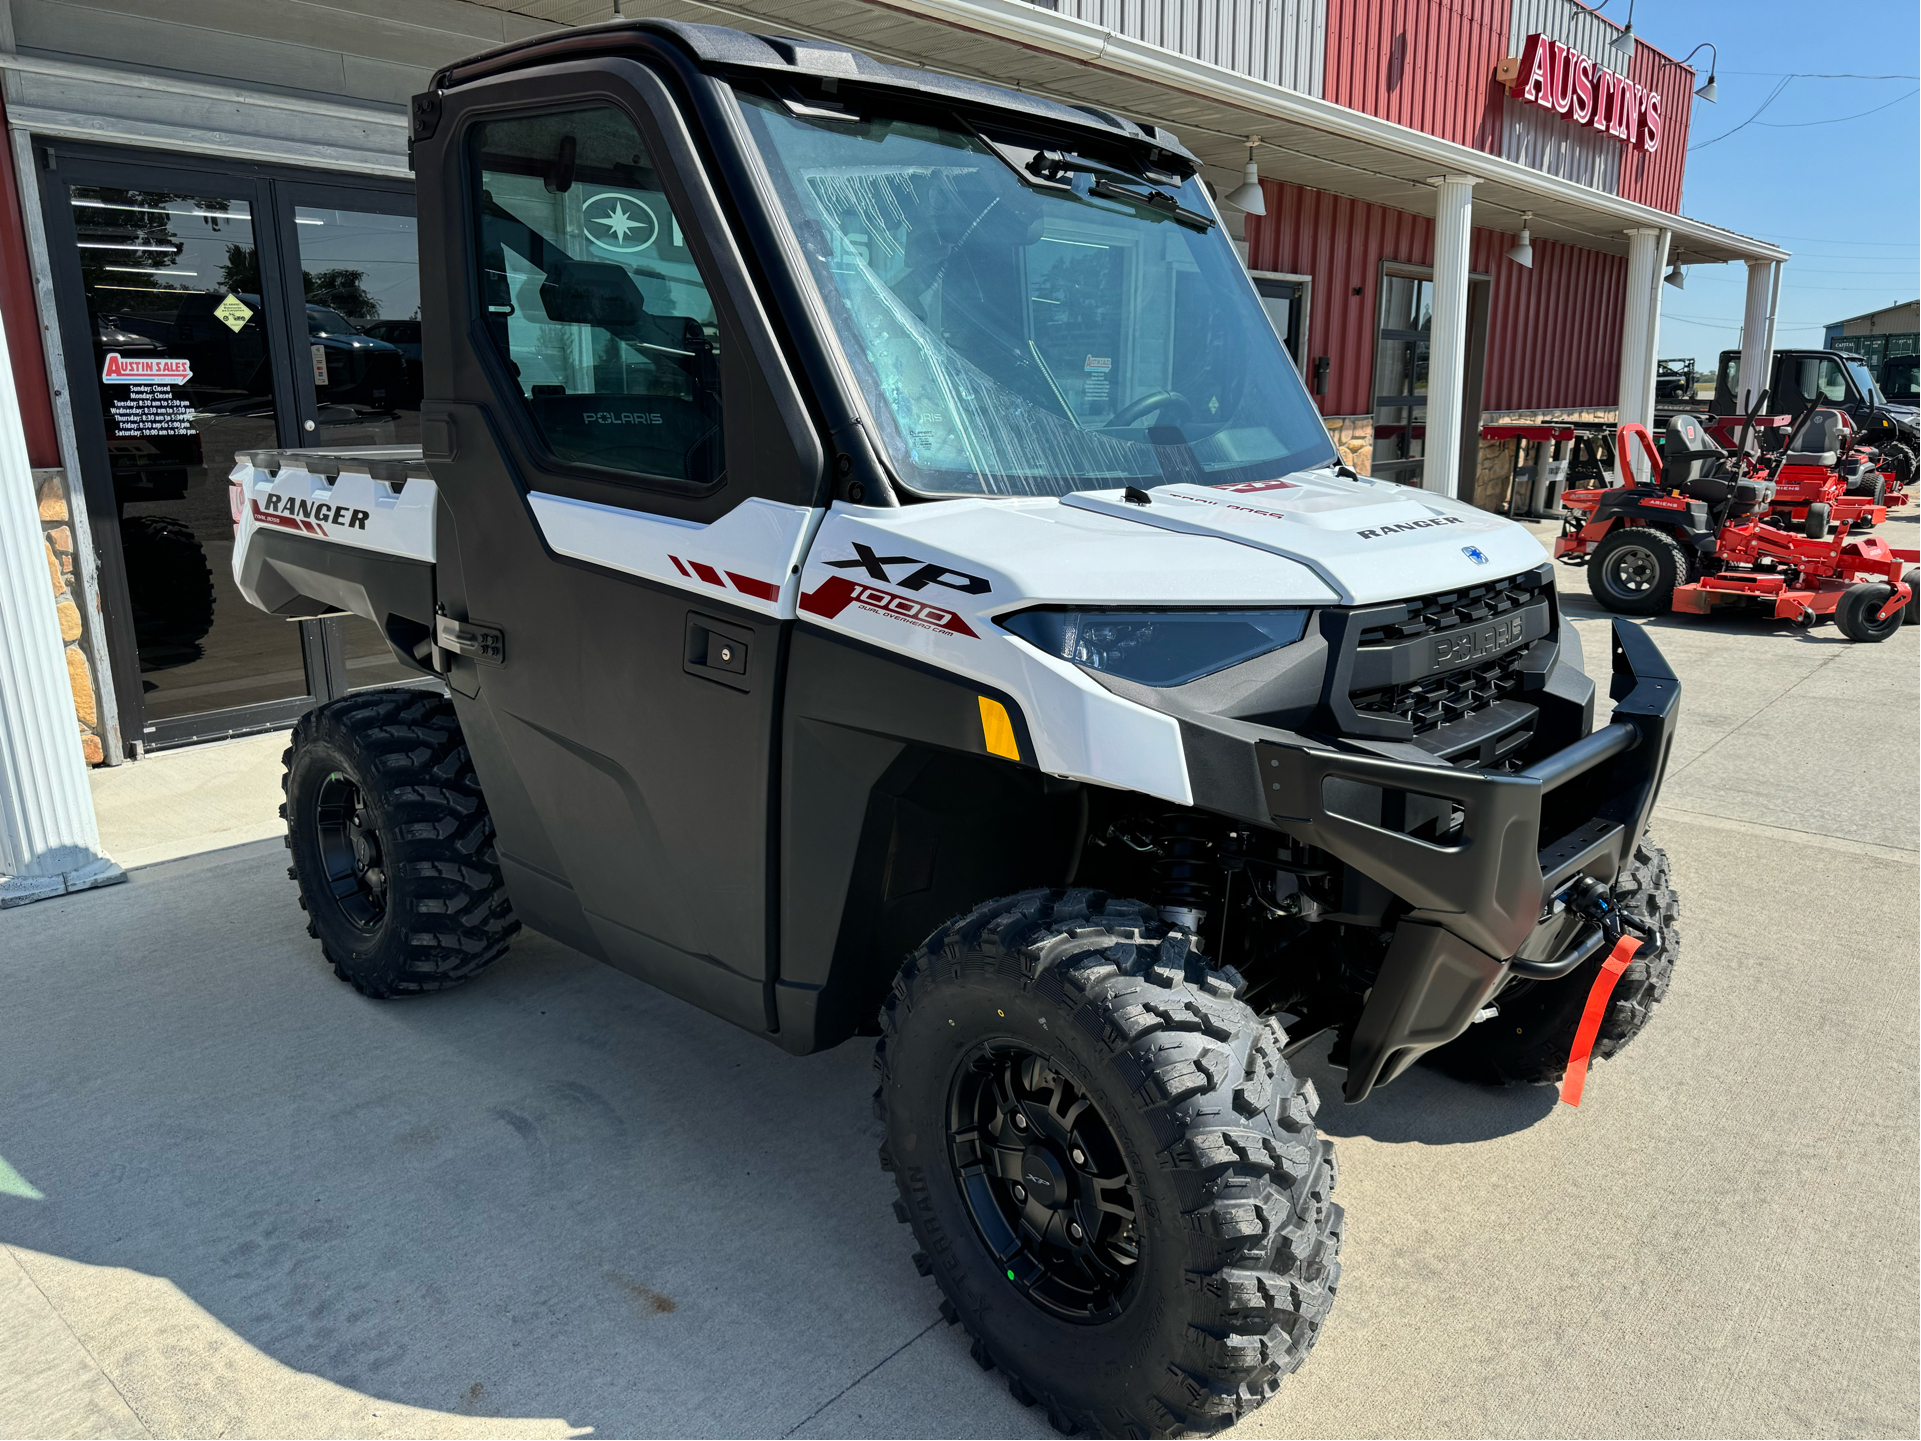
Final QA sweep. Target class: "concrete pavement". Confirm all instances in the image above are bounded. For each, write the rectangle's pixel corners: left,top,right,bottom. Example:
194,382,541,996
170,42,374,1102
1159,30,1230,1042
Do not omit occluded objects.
2,518,1916,1439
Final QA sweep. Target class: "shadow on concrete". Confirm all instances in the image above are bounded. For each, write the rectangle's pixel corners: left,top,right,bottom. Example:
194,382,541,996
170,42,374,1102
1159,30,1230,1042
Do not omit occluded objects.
1557,589,1862,646
0,844,1046,1439
1285,1032,1561,1145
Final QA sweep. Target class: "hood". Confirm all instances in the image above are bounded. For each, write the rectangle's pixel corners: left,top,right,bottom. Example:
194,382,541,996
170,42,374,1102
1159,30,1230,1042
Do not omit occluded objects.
1061,470,1548,605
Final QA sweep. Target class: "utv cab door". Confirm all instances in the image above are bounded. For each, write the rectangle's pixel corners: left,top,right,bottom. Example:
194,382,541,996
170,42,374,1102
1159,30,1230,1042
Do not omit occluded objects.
411,60,823,1033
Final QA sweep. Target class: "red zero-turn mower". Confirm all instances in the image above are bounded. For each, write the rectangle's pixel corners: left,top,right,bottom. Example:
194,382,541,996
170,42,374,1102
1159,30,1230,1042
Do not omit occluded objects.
1556,414,1920,642
1712,407,1910,534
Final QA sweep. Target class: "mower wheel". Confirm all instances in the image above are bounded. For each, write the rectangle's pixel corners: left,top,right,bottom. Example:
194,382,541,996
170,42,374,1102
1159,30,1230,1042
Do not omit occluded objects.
1804,502,1831,539
1423,838,1679,1088
876,889,1342,1437
1835,583,1903,643
1588,527,1688,615
1904,569,1920,625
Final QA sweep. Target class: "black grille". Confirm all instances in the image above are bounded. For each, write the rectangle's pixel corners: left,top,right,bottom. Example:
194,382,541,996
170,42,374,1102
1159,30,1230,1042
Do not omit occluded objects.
1350,648,1530,735
1355,568,1548,647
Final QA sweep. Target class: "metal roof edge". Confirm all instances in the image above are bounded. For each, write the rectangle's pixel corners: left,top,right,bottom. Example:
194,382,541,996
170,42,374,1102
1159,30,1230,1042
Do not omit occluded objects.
857,0,1787,262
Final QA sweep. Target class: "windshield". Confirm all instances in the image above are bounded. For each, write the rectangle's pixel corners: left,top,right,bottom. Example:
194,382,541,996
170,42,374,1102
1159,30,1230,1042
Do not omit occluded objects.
739,95,1335,497
1845,359,1885,406
307,306,366,339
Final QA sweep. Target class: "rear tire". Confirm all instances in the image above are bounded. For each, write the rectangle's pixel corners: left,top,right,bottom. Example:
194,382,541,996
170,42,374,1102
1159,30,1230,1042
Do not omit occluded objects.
1803,502,1831,539
119,513,215,659
1835,583,1903,643
282,688,518,997
877,890,1342,1437
1423,839,1679,1087
1904,568,1920,625
1588,527,1688,616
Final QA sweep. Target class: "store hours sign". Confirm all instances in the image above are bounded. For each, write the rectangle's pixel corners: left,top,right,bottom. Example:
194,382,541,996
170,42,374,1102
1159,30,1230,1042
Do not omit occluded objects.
1500,34,1664,153
100,352,196,438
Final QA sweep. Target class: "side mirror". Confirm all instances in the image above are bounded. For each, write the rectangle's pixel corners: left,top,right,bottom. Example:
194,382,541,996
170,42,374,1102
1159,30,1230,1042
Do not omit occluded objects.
540,262,646,328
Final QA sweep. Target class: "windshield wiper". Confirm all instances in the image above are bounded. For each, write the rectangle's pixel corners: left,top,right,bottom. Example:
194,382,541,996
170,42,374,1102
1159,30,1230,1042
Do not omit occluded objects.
1086,177,1214,232
979,135,1215,232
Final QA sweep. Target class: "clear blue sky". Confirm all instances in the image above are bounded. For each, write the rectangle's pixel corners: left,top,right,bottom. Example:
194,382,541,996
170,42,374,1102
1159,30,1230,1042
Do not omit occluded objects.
1607,0,1921,358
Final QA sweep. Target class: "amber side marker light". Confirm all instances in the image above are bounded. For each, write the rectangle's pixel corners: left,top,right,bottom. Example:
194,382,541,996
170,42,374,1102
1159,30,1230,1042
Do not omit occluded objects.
978,697,1020,762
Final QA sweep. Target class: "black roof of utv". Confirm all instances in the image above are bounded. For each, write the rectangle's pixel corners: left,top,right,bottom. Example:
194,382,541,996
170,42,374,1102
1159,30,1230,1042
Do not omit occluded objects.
426,16,1198,171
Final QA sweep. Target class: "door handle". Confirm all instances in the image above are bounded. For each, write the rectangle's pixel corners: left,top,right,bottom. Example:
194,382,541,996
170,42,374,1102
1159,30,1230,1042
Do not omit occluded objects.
684,613,751,692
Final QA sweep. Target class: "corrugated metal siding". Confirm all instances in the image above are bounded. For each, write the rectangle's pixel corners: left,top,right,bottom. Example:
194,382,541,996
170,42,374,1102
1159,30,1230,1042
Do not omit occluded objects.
1320,0,1510,153
1506,0,1628,70
1246,178,1624,415
1617,40,1692,212
1477,227,1626,409
1048,1,1327,94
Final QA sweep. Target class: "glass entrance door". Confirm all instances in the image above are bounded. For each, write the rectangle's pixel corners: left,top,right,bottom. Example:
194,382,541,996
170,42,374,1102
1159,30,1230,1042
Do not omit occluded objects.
65,180,313,736
41,144,426,753
1372,273,1432,485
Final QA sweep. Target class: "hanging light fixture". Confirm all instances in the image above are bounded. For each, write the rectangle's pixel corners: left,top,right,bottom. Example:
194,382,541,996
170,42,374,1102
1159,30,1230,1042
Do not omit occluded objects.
1507,213,1534,268
1224,136,1266,215
1665,262,1686,289
1679,43,1719,102
1611,0,1637,55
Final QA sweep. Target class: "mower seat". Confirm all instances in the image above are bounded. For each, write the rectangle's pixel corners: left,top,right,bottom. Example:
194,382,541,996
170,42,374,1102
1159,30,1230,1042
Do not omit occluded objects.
1662,414,1741,502
1783,408,1843,468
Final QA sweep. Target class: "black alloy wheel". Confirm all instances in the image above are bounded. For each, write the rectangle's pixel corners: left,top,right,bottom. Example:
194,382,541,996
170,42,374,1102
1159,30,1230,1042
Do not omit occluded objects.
948,1043,1140,1324
313,771,388,930
1589,526,1687,616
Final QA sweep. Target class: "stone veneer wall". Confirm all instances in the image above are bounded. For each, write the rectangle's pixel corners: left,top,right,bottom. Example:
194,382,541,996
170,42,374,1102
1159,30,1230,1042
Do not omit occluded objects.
33,469,106,765
1322,416,1372,475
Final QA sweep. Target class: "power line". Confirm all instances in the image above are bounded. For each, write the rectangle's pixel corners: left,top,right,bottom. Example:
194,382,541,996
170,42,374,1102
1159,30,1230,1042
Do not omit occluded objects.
1722,70,1919,79
1754,88,1918,127
1689,76,1794,151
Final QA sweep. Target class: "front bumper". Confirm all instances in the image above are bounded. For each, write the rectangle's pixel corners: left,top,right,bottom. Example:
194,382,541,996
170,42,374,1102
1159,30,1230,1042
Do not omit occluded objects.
1182,619,1680,1101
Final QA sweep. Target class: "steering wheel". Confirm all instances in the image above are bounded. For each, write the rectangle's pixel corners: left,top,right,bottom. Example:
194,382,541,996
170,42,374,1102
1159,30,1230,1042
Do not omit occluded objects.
1109,390,1193,428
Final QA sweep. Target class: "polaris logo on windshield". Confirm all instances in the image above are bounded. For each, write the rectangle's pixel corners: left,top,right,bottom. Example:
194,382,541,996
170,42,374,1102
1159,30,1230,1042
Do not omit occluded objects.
1355,516,1464,540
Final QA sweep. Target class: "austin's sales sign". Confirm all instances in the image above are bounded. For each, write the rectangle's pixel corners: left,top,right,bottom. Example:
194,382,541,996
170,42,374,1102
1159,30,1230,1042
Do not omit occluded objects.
1505,33,1664,153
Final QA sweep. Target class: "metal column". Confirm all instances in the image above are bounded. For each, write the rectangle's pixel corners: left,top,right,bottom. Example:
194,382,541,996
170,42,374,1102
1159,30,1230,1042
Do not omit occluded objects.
1738,259,1777,413
1638,227,1672,428
0,304,121,906
1616,227,1663,479
1423,173,1476,498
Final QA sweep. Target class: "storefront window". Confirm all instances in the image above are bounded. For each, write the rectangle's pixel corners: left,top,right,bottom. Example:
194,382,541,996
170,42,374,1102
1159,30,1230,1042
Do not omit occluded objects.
1372,273,1431,485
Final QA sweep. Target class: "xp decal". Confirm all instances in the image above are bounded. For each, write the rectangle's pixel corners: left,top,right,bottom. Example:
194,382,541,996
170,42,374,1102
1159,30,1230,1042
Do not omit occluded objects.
823,542,991,595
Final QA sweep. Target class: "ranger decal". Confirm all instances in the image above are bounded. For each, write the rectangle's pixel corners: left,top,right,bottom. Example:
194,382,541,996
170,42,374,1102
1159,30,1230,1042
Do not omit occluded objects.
1355,516,1464,540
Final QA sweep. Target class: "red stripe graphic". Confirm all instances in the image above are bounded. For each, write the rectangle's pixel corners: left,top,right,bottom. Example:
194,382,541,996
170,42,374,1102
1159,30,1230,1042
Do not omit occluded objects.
668,554,691,577
1559,934,1643,1107
798,574,977,637
250,500,312,534
726,571,779,602
689,560,725,587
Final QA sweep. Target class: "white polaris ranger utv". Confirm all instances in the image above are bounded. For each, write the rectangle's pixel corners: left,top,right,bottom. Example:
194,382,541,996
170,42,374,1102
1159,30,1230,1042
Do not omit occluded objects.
230,19,1681,1437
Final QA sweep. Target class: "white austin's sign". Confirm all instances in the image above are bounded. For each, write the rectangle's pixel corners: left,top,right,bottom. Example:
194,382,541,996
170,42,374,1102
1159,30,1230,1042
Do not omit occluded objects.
1504,34,1665,154
101,352,192,383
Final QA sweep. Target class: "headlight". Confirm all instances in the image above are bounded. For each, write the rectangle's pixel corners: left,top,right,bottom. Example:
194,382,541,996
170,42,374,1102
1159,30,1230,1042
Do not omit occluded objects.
998,608,1310,686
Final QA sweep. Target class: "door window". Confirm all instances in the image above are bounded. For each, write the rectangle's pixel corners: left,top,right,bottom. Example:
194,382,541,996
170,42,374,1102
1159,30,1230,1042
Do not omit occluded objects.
1372,274,1432,485
292,205,422,448
70,184,310,722
472,107,723,486
1817,358,1851,403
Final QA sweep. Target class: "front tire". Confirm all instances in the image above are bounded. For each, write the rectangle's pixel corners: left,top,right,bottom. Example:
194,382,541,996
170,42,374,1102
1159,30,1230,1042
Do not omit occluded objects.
282,688,518,997
1835,583,1903,643
1424,839,1679,1087
876,890,1341,1437
1588,527,1688,615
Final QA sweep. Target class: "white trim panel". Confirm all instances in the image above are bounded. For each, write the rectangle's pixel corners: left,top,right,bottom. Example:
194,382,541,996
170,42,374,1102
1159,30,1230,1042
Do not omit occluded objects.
231,460,437,582
528,491,821,620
